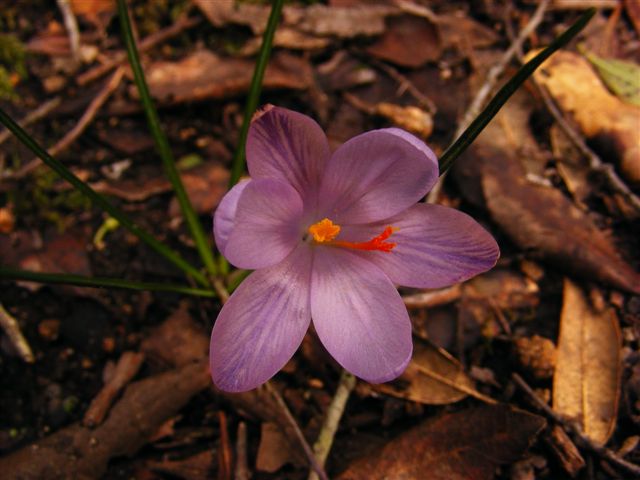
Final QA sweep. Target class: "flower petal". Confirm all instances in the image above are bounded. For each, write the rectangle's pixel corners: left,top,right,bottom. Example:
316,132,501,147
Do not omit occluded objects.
247,106,330,210
225,179,304,270
318,128,438,224
213,179,251,257
310,248,412,383
340,204,500,288
210,244,313,392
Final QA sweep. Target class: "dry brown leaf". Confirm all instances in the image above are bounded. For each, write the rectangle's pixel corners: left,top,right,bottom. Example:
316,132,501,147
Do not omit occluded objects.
531,50,640,183
553,279,621,445
454,99,640,294
143,50,312,105
374,338,479,405
169,162,229,216
255,422,295,473
366,15,441,68
337,405,546,480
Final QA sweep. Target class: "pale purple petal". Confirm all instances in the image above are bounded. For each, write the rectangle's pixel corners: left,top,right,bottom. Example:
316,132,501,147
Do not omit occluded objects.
247,106,330,211
225,179,304,270
210,244,313,392
213,179,251,257
310,248,412,383
318,128,438,224
340,204,500,288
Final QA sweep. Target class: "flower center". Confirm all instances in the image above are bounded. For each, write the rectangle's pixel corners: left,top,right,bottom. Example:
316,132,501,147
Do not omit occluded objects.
307,218,397,253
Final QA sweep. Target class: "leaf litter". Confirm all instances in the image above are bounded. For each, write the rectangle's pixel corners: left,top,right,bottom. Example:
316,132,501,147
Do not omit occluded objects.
0,1,639,479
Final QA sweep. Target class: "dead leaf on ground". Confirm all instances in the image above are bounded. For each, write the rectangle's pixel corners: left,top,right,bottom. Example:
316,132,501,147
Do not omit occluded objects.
553,279,621,445
374,338,478,405
92,162,229,213
453,101,640,294
169,162,229,216
366,15,441,68
337,405,546,480
142,50,312,105
255,422,295,473
463,268,540,309
531,50,640,183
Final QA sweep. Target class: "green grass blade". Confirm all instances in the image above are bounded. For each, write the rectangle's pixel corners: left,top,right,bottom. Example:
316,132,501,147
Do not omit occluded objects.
117,0,217,278
0,266,215,297
0,107,209,287
438,8,595,174
229,0,285,188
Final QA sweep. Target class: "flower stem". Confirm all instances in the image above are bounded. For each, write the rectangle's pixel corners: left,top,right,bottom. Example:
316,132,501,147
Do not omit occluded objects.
438,7,595,174
117,0,218,279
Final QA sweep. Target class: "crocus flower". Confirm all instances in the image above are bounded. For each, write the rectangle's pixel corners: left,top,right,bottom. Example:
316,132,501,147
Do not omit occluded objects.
211,105,499,392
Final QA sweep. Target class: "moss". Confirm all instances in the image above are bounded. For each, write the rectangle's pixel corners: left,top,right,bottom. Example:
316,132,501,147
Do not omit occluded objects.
0,34,26,100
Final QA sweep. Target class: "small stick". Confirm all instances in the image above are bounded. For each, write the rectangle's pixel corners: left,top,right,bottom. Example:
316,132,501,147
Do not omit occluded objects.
308,370,357,480
265,382,329,480
83,351,145,427
0,303,34,363
77,16,201,86
234,422,249,480
56,0,81,63
512,373,640,477
7,67,125,180
415,363,498,404
0,97,61,147
218,411,233,480
402,285,461,309
427,0,551,203
532,79,640,212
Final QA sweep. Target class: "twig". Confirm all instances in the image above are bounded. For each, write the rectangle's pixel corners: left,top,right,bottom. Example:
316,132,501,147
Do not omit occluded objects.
218,410,233,480
502,10,640,214
427,0,550,202
532,76,640,212
4,67,125,180
512,373,640,477
77,16,201,86
56,0,81,63
0,303,34,363
308,370,356,480
402,285,461,309
83,351,145,427
265,382,329,480
234,422,249,480
415,363,498,404
0,97,61,147
367,57,437,113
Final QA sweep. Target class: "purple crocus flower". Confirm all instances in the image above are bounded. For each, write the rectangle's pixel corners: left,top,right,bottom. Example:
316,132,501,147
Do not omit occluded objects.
211,105,499,392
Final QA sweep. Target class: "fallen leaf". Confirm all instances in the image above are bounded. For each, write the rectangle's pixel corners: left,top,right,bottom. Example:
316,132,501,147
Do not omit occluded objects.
553,279,621,445
147,450,214,480
366,15,441,68
463,268,539,310
169,162,229,216
374,338,482,405
255,422,294,473
531,50,640,183
453,101,640,294
337,405,546,480
581,48,640,107
143,50,312,105
625,0,640,36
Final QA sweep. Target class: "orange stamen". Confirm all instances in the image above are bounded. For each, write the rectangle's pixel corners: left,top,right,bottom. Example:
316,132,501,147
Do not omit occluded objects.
332,226,397,252
308,218,397,253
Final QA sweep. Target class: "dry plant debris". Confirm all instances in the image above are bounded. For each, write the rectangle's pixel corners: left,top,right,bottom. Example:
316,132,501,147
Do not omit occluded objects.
0,1,639,479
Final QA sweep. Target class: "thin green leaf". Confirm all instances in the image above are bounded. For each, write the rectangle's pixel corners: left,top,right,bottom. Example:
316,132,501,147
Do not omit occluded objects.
229,0,285,188
0,266,215,297
580,46,640,107
439,8,596,174
0,107,208,287
117,0,217,279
